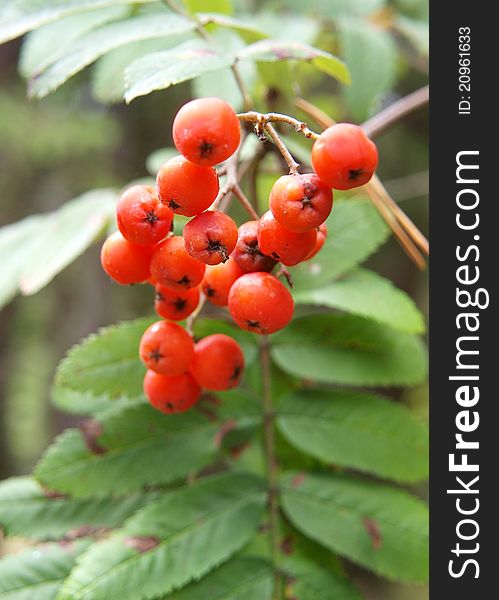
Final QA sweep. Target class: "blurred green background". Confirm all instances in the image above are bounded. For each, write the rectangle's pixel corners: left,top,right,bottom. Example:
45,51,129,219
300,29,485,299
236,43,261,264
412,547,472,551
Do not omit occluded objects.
0,1,428,596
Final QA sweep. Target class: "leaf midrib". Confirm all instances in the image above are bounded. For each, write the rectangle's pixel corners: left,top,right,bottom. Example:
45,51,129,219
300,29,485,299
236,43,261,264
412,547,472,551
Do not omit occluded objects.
38,421,217,481
284,487,428,539
67,488,265,599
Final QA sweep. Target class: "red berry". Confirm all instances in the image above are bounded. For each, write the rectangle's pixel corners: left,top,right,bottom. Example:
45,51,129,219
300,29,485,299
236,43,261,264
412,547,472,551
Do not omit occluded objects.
173,97,241,167
144,370,201,414
232,220,277,273
183,211,238,265
139,320,194,376
202,257,244,307
150,236,206,291
257,211,317,267
100,231,152,285
154,284,200,320
190,334,245,391
306,224,328,260
311,123,378,190
228,272,294,334
269,174,333,233
156,156,219,216
116,185,173,246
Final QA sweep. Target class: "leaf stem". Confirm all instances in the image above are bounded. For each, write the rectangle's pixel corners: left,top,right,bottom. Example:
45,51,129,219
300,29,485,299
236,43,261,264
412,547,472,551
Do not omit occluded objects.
259,335,282,600
163,0,252,110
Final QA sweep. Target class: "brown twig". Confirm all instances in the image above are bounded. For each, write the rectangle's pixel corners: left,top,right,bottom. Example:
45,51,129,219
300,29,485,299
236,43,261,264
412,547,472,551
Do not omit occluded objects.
237,111,320,140
362,85,429,138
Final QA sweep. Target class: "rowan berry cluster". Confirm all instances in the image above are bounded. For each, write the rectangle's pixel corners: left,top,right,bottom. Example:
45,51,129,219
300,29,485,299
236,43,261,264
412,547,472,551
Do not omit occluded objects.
100,97,378,414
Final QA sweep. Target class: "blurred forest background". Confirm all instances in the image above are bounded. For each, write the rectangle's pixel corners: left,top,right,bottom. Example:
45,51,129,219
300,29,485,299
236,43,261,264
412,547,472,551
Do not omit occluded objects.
0,1,428,595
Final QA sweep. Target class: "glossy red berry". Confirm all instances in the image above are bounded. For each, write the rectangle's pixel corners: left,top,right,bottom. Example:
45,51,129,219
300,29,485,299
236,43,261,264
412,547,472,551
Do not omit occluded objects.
311,123,378,190
190,334,245,391
154,284,200,320
139,320,194,375
269,173,333,233
257,211,317,266
202,257,244,307
150,236,206,291
156,156,219,216
232,220,277,273
116,184,173,246
173,97,241,167
228,272,294,334
144,370,201,414
100,231,152,285
306,224,328,260
184,211,238,265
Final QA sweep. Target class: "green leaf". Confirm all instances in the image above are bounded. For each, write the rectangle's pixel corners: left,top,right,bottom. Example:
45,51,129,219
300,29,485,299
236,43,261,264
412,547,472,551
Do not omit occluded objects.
58,473,266,600
35,404,220,496
124,40,234,102
271,314,427,387
239,40,350,84
54,317,153,402
28,13,196,98
92,38,179,104
0,476,158,540
394,16,429,57
0,189,117,309
293,268,426,334
339,18,397,119
0,215,43,309
283,555,362,600
19,6,129,77
291,198,390,290
281,472,429,582
198,13,267,43
277,389,428,483
0,542,86,600
275,0,385,18
0,0,153,44
161,556,273,599
183,0,233,16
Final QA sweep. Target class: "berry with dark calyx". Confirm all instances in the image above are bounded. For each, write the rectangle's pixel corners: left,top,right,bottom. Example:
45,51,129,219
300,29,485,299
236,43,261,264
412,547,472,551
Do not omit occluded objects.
183,210,238,265
172,97,241,167
228,272,294,334
306,223,328,260
311,123,378,190
257,211,317,267
202,257,244,307
269,173,333,233
190,334,245,391
232,220,277,273
139,320,194,376
154,284,200,320
156,156,219,216
150,236,206,291
100,231,152,285
144,370,201,414
116,184,173,246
